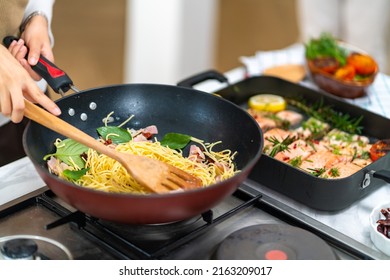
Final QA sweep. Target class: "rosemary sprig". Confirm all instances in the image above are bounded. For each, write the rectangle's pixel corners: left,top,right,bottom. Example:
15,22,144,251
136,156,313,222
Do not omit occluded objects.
267,135,296,157
307,167,326,177
286,98,363,134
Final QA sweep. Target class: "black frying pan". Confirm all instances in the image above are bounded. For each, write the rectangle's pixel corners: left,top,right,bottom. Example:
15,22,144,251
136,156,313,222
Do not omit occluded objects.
3,37,263,224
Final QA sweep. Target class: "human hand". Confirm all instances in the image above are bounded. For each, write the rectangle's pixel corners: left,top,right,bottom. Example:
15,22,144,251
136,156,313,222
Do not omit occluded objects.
9,14,54,80
0,44,61,123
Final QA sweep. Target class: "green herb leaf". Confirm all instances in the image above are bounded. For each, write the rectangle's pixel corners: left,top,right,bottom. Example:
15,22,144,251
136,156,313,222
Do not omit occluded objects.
308,167,326,177
160,133,191,149
305,32,348,65
328,167,340,177
97,126,132,144
267,135,296,157
63,168,90,180
287,98,363,134
46,139,89,169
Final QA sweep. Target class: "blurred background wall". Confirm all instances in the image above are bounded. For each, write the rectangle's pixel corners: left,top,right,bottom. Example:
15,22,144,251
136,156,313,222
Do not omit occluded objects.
50,0,298,98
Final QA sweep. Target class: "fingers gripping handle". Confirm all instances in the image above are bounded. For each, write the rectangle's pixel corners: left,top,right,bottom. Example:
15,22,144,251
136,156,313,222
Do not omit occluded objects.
3,36,74,94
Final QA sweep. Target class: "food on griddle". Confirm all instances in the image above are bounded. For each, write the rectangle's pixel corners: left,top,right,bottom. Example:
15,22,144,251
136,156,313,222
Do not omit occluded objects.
248,94,286,112
248,96,375,179
44,114,238,194
369,139,390,161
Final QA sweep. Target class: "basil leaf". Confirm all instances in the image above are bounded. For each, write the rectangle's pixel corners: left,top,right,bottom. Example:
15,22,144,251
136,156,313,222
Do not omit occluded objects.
97,126,132,144
63,168,89,180
160,133,191,149
49,139,89,168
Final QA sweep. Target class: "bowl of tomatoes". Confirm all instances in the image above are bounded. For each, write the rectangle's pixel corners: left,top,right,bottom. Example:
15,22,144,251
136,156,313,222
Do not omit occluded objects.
305,33,378,99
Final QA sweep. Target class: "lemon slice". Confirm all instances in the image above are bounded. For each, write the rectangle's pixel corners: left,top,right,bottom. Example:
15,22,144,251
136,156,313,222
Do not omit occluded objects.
248,94,286,112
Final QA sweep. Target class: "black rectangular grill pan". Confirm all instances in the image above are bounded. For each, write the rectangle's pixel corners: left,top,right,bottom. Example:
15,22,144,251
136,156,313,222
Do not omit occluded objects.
178,72,390,211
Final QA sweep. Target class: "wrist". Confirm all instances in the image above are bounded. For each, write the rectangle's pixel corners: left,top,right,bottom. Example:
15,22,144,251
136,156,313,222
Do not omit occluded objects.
20,11,49,34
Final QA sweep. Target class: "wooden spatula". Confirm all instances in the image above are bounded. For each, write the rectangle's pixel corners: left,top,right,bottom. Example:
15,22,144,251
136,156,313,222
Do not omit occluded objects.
24,100,202,193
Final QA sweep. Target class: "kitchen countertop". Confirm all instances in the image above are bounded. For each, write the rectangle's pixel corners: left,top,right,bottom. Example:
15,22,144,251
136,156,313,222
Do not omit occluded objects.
1,43,390,258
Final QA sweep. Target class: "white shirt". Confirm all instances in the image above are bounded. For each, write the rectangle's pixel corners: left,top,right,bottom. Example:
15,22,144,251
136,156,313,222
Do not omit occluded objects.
0,0,55,126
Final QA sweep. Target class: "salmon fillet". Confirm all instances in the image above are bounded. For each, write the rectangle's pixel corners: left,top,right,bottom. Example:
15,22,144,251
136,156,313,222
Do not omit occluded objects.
300,150,352,171
320,161,362,178
274,139,316,163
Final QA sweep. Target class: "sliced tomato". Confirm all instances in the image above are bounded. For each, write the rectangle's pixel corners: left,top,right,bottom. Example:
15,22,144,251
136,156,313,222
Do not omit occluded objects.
334,64,356,81
347,53,377,75
370,139,390,161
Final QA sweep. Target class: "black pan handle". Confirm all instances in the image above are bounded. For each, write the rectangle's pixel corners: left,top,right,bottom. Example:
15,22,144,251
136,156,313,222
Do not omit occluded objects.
3,36,74,94
373,170,390,184
177,69,229,88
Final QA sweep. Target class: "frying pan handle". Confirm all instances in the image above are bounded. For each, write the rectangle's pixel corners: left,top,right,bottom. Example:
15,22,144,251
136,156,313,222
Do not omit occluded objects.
177,69,229,88
3,36,74,94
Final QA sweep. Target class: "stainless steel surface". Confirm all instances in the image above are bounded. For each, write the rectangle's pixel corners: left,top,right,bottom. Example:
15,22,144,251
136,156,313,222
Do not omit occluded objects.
0,180,378,260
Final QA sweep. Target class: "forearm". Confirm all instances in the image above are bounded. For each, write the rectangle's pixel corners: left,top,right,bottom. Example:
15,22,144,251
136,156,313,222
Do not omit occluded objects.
22,0,55,45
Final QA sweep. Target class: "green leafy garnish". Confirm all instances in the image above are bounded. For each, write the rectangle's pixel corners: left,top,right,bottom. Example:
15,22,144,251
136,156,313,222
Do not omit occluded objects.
328,167,340,177
160,133,191,149
289,156,302,167
97,126,132,144
63,168,90,180
302,117,330,139
305,32,348,65
267,135,296,157
43,139,89,169
287,98,363,134
308,167,326,177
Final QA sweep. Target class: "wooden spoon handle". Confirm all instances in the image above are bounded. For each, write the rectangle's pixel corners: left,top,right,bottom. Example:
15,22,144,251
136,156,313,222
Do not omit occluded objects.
24,100,120,161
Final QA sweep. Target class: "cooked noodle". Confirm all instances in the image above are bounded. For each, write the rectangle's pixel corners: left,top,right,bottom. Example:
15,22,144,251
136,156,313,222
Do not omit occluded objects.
55,136,238,194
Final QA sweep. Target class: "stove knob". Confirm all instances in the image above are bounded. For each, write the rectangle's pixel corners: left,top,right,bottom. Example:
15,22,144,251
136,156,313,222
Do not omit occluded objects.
0,238,38,260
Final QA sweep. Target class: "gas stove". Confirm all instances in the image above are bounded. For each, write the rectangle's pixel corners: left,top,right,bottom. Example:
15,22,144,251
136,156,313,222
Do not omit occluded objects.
0,178,386,260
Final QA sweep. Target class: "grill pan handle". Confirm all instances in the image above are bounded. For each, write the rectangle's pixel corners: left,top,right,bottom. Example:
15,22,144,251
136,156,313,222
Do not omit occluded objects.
373,170,390,183
3,36,74,94
362,169,390,189
177,69,229,88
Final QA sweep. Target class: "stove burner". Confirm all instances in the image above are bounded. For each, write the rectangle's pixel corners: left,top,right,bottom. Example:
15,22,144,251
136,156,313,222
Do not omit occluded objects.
215,224,337,260
99,215,204,241
0,235,73,260
1,238,38,260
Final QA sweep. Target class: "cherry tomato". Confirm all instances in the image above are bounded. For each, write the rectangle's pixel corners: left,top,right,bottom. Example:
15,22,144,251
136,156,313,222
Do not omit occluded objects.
370,139,390,161
347,53,377,75
334,64,356,81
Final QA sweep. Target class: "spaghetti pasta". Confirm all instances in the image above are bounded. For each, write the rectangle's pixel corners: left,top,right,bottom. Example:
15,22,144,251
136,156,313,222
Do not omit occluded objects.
48,124,239,195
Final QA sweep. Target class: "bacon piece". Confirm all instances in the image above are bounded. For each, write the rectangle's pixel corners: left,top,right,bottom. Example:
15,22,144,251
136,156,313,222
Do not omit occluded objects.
188,145,205,162
133,134,148,142
47,156,70,175
140,125,158,139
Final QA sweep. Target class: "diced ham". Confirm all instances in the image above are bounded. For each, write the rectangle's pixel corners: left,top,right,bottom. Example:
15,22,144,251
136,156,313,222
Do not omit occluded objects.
133,134,148,142
47,156,70,175
188,145,205,162
140,125,158,139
